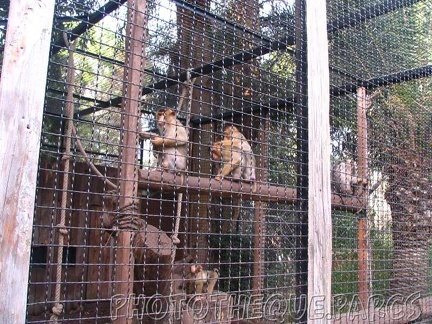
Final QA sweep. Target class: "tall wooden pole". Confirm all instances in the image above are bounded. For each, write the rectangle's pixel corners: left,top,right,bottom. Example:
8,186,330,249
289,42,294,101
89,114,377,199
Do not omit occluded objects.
0,0,55,322
253,113,269,298
306,0,332,322
357,87,371,309
113,0,147,323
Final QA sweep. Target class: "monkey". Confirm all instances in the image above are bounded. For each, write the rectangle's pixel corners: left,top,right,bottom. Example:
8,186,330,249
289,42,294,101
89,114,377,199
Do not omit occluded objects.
331,159,367,195
140,108,188,245
185,264,219,296
148,108,188,173
211,125,256,190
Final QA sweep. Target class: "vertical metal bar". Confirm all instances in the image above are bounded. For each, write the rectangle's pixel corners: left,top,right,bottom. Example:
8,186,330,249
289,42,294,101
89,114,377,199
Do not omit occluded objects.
0,0,56,322
113,0,147,322
295,0,309,321
357,86,370,309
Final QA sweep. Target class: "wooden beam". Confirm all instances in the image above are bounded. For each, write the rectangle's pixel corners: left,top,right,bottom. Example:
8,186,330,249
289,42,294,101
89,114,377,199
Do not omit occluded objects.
0,0,55,322
253,113,270,298
357,87,371,309
113,1,147,323
138,169,363,212
306,0,332,322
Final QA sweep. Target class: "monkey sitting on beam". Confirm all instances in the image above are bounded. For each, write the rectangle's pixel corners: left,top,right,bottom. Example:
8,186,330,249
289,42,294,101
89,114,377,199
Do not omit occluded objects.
211,125,256,191
141,108,188,174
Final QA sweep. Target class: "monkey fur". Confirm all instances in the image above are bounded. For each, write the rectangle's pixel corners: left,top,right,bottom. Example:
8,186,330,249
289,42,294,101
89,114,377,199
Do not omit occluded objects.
332,159,367,195
185,264,219,296
211,125,256,189
151,108,188,173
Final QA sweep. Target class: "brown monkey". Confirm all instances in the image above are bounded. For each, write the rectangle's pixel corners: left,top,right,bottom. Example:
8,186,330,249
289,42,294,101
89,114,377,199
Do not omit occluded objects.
211,125,256,187
150,108,188,173
186,264,219,295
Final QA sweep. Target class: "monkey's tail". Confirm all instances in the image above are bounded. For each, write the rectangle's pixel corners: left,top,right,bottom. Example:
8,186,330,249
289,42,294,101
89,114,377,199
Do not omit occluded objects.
171,192,182,245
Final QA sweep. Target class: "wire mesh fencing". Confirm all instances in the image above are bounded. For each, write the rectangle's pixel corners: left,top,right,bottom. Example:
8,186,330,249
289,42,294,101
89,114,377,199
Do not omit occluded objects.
329,0,432,322
1,0,427,323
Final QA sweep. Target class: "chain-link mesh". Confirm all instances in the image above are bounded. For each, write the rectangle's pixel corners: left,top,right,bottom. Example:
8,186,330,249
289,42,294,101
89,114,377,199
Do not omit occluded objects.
0,0,428,322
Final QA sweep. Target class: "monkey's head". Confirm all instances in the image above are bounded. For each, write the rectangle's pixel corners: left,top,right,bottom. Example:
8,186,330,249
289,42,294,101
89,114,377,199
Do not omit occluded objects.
222,125,240,139
190,264,203,275
155,108,176,129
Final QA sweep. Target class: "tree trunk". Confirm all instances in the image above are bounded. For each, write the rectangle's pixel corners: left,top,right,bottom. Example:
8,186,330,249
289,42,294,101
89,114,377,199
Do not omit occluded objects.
385,153,432,296
176,0,213,263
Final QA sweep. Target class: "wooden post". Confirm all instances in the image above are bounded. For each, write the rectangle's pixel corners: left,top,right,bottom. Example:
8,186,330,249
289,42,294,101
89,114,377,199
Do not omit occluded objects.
306,0,332,322
0,0,55,322
357,87,371,309
113,1,147,323
253,113,269,298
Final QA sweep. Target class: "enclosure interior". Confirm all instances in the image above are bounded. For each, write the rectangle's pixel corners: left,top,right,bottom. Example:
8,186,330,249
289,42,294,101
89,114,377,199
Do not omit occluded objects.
0,0,429,322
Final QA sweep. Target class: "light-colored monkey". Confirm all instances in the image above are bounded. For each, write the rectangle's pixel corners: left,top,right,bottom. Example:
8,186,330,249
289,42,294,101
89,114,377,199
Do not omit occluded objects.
150,108,188,173
211,125,256,189
332,159,367,195
140,108,188,245
185,264,219,296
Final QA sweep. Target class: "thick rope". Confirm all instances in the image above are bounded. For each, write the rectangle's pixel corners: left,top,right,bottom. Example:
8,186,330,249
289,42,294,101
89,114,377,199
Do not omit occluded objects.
51,33,76,323
117,203,141,231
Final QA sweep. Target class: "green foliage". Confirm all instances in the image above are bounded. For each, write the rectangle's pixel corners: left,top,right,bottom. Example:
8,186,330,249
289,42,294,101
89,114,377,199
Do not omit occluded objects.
332,212,394,308
210,233,254,293
42,0,127,160
368,79,432,167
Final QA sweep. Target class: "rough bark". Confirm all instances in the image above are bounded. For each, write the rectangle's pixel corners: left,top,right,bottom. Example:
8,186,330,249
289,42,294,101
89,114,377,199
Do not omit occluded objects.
385,152,432,296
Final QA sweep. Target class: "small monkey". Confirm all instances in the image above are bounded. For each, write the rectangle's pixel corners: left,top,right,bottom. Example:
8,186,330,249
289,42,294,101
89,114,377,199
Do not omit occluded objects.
149,108,188,173
211,125,256,189
186,264,219,295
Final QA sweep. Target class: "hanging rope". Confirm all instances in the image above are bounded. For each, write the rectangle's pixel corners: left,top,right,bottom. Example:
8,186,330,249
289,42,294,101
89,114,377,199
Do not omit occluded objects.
50,32,76,323
170,69,196,248
167,70,195,324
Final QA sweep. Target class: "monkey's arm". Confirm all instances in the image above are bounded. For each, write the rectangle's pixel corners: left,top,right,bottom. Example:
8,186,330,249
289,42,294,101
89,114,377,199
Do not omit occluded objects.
139,131,158,140
205,269,219,294
216,152,241,180
151,129,188,148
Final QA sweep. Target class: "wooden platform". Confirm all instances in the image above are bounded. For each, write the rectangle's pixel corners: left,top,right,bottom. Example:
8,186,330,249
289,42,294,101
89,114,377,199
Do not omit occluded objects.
138,169,366,213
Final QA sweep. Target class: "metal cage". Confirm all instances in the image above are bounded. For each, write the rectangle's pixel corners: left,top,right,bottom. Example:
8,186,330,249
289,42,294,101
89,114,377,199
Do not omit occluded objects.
1,0,431,323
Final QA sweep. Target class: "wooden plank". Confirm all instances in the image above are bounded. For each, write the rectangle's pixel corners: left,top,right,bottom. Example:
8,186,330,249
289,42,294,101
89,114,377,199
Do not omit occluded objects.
306,0,332,322
0,0,55,322
27,164,55,316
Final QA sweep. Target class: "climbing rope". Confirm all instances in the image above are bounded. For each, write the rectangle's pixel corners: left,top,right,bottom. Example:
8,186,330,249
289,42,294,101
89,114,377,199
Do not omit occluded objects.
50,33,76,323
170,69,196,250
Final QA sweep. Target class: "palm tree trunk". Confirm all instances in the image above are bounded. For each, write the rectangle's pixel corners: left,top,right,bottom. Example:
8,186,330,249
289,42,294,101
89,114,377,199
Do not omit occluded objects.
385,155,432,296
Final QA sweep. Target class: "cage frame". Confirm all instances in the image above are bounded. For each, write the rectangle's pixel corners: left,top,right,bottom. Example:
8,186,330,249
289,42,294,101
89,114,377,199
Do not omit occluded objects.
1,0,431,322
